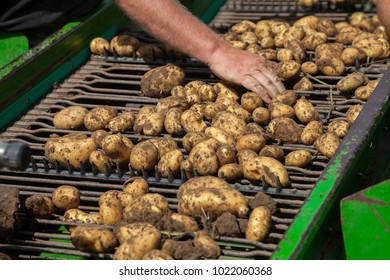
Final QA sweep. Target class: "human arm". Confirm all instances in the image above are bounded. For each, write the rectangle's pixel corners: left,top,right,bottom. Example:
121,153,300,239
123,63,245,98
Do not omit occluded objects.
376,0,390,38
114,0,285,103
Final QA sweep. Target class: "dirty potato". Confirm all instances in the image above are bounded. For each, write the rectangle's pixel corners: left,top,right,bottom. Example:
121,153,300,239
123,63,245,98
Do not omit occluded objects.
90,37,110,55
245,206,272,242
53,106,89,130
218,163,243,182
52,185,80,212
106,111,135,133
157,149,184,178
285,150,312,167
294,96,319,124
89,150,113,174
266,117,303,143
300,120,324,145
328,119,350,138
216,144,238,166
259,145,285,162
71,225,117,253
122,177,149,197
83,106,117,132
346,104,363,125
314,132,341,159
24,195,55,219
101,134,132,169
129,141,159,172
110,34,139,56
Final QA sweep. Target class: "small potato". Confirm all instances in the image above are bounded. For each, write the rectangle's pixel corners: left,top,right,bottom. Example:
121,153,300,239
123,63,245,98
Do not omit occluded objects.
182,131,209,153
181,159,194,179
340,47,368,66
301,61,318,75
314,132,341,159
62,208,101,225
218,163,243,183
269,102,295,119
133,106,156,134
231,20,255,34
181,109,207,133
122,177,149,197
302,32,327,51
266,117,303,144
245,206,272,242
24,195,55,219
328,119,350,139
240,92,264,113
99,193,123,226
53,106,89,130
211,111,247,141
135,43,164,59
241,31,259,44
354,84,376,101
205,126,236,148
294,96,319,124
157,149,184,178
277,48,294,62
226,103,251,123
245,122,265,135
198,84,217,102
259,145,285,162
91,129,110,148
242,156,289,187
113,221,160,244
164,108,185,136
110,34,139,56
129,141,159,172
142,112,165,136
106,111,135,133
293,77,313,91
346,104,363,125
90,37,110,55
213,83,240,101
276,60,301,82
83,106,117,132
89,150,113,174
216,144,237,166
148,136,178,159
156,96,189,116
337,71,368,95
285,150,312,167
203,102,227,121
142,249,174,260
237,149,259,165
169,213,199,232
71,226,117,253
52,185,80,211
188,142,219,176
300,120,324,145
193,230,221,259
102,134,132,169
273,90,298,107
235,133,266,153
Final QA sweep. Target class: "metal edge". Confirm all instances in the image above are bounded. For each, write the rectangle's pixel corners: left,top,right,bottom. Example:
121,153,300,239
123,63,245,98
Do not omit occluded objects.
272,67,390,259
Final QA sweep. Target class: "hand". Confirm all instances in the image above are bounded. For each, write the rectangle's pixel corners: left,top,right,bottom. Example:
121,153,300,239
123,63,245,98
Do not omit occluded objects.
207,41,285,103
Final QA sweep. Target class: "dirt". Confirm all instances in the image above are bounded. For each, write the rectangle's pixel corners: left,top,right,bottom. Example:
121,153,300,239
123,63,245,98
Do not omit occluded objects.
248,192,277,214
213,212,242,237
0,187,20,241
173,240,204,260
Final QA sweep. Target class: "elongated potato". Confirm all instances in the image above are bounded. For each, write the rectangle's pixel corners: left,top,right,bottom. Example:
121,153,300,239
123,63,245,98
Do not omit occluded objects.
314,132,341,159
285,150,312,167
205,126,236,148
211,111,247,140
148,136,178,159
337,71,368,94
62,208,101,225
300,120,324,145
269,102,295,119
246,206,272,242
53,106,89,130
294,96,319,124
235,133,266,153
164,107,185,136
83,106,117,132
99,196,123,226
242,156,289,187
182,131,209,153
71,225,117,253
168,213,199,232
133,106,156,134
106,111,135,133
113,221,160,244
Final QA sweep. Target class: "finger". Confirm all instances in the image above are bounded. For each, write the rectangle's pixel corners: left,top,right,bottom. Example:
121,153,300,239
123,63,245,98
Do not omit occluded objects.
257,56,285,94
249,71,279,99
241,75,272,103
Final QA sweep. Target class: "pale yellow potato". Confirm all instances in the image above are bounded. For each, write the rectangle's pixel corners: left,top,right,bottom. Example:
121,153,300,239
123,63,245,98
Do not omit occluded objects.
237,149,259,165
211,111,247,141
328,119,350,139
142,112,165,136
272,90,297,107
259,145,285,162
101,134,132,169
314,132,341,159
89,150,113,174
216,144,237,166
53,106,89,130
193,230,221,259
275,60,301,82
217,163,243,183
188,141,219,176
164,107,185,136
300,120,324,145
301,61,318,75
157,149,184,178
269,102,295,119
252,107,271,126
337,71,368,95
52,185,80,211
169,213,199,232
205,126,236,148
293,77,313,91
62,208,101,225
91,129,109,149
346,104,363,125
133,106,156,134
113,221,160,244
285,150,312,167
99,195,123,226
83,106,117,132
235,133,266,153
90,37,110,55
129,141,159,172
182,131,209,153
122,177,149,197
266,117,303,143
110,35,139,56
181,109,207,133
71,226,117,253
294,96,319,124
240,92,263,113
106,111,135,133
213,82,240,101
245,206,272,242
198,84,217,102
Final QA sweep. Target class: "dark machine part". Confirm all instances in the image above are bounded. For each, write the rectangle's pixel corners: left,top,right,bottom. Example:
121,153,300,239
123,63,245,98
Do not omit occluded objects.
0,141,31,171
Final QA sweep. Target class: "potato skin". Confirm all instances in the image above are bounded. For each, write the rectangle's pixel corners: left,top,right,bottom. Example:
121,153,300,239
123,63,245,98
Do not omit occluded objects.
212,111,247,141
24,195,55,219
157,149,184,178
188,141,219,176
99,196,123,226
294,96,319,124
328,119,350,139
267,117,302,144
133,106,156,134
164,107,185,136
142,112,165,136
169,213,199,232
285,150,312,167
53,106,88,130
110,34,140,56
83,106,117,132
337,71,368,95
90,37,110,56
193,230,221,259
216,144,237,166
52,185,80,211
142,249,174,260
101,134,132,169
346,104,363,124
246,206,272,242
71,226,117,253
89,150,113,174
300,120,324,145
129,141,159,172
106,111,135,133
259,145,285,162
122,177,149,197
236,133,266,153
218,163,243,183
62,208,101,225
113,222,160,244
314,132,341,159
182,131,209,153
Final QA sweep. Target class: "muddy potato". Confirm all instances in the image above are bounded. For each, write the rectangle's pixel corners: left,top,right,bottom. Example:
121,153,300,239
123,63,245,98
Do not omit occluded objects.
242,156,289,187
240,92,263,113
89,150,113,174
293,76,314,91
328,119,350,139
113,221,160,244
283,38,306,62
302,32,327,51
142,249,174,260
129,141,159,172
301,61,318,75
229,40,248,50
140,64,185,98
91,129,109,148
181,109,207,133
53,106,88,130
277,48,294,62
182,131,209,153
164,107,185,136
226,103,251,123
293,15,320,30
203,102,227,121
99,196,123,226
246,206,272,242
45,133,97,170
62,208,101,225
114,228,161,260
52,185,80,212
156,96,188,116
106,111,135,133
188,142,219,176
276,60,301,82
24,195,55,219
205,126,236,148
110,34,140,56
294,96,319,124
337,71,368,94
142,112,165,136
259,145,285,162
157,149,184,178
300,120,324,145
236,133,266,153
83,106,117,132
266,117,303,143
269,102,295,119
212,111,247,141
315,43,346,76
273,90,298,107
218,163,243,182
354,84,374,101
237,149,259,165
169,213,199,232
340,47,368,66
122,177,149,197
317,19,338,37
352,34,390,59
123,193,171,227
149,136,178,159
71,225,117,253
135,43,164,59
231,20,255,34
90,37,110,55
193,230,221,259
245,122,265,135
314,132,341,159
216,144,237,166
177,176,249,220
285,150,312,167
198,84,217,102
346,104,363,125
181,159,194,179
213,82,240,102
102,134,132,169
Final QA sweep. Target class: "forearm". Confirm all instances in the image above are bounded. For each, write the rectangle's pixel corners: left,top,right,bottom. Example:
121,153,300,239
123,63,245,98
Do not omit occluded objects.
376,0,390,38
114,0,227,65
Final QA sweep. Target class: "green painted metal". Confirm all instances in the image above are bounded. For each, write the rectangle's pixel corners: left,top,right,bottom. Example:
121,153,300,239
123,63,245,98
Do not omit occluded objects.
0,32,29,68
183,0,227,23
341,179,390,260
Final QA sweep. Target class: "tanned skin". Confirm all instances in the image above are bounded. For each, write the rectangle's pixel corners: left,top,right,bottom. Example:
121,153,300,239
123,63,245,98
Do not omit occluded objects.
376,0,390,38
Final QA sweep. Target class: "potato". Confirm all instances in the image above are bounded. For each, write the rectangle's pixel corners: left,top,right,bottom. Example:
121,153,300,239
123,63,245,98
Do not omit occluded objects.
203,102,227,121
91,129,109,148
62,208,100,225
229,40,248,50
71,226,117,253
354,85,372,101
168,213,199,232
205,126,236,148
346,104,363,125
106,111,135,133
293,77,313,91
164,107,185,136
181,159,194,179
245,206,272,242
110,34,140,56
156,96,188,116
122,177,149,197
216,144,237,166
294,96,319,125
269,102,295,119
328,119,350,139
149,136,178,159
142,112,165,136
243,156,289,187
193,230,221,259
198,84,217,102
293,15,320,30
300,120,324,145
52,185,80,211
188,141,219,176
315,43,346,76
337,71,368,95
177,176,249,220
301,61,318,75
218,163,243,182
114,228,161,260
212,111,247,140
24,195,55,219
340,47,368,66
231,20,255,34
259,145,285,162
102,134,132,169
135,43,164,59
302,32,327,51
236,133,266,153
53,106,88,130
113,221,160,244
45,133,97,170
89,150,113,173
83,106,117,132
336,27,362,45
181,109,207,133
273,90,298,107
129,141,159,172
213,83,240,101
283,38,306,62
314,132,341,159
226,103,251,123
237,149,259,165
275,60,301,82
142,249,174,260
140,64,185,98
99,196,123,226
317,19,338,37
123,193,171,227
285,150,312,167
266,117,303,143
157,149,184,178
90,37,110,55
182,131,209,153
245,122,265,135
276,48,294,62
